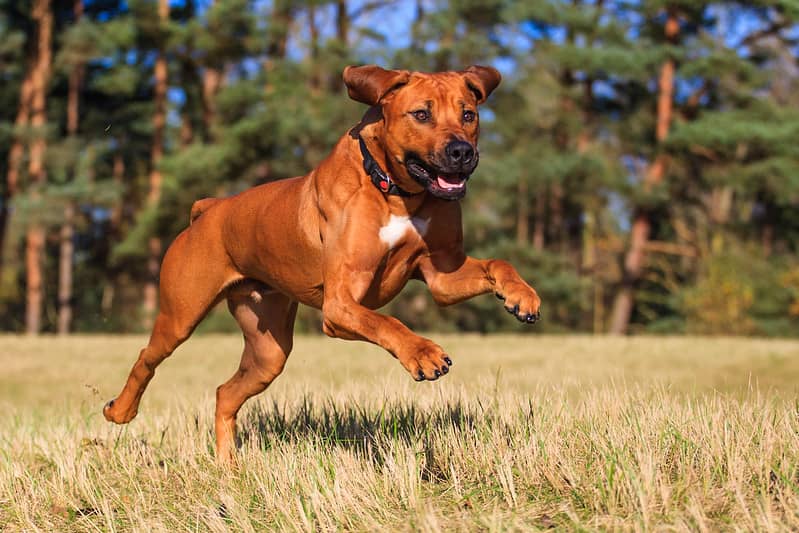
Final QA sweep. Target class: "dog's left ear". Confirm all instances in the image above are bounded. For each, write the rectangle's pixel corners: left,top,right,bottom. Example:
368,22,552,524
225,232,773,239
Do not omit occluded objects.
343,65,411,106
461,65,501,105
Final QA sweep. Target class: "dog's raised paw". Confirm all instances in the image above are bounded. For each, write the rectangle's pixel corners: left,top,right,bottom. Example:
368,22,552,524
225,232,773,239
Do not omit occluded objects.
405,342,453,382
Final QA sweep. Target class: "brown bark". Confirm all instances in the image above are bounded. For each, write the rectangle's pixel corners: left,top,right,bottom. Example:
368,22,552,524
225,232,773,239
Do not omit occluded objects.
411,0,424,49
25,226,46,334
26,0,53,335
180,115,193,146
102,152,126,316
533,188,546,251
66,0,83,137
143,0,170,326
609,8,678,335
336,0,349,45
57,0,84,335
57,204,75,333
7,74,33,198
264,1,292,91
110,152,125,232
548,183,565,251
202,67,221,137
307,4,322,91
516,178,529,245
0,58,34,271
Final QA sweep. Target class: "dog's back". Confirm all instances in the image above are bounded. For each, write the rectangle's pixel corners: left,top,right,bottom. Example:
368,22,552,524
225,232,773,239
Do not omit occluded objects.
189,197,222,224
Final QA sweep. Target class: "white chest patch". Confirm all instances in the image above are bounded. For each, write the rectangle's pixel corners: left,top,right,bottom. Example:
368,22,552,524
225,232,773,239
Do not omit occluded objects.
379,215,429,249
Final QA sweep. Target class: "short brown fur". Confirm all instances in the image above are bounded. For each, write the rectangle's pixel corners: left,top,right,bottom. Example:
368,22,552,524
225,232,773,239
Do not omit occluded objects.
104,66,541,463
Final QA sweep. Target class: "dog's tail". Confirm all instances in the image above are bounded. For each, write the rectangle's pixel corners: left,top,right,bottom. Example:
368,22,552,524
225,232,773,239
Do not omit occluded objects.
190,197,221,225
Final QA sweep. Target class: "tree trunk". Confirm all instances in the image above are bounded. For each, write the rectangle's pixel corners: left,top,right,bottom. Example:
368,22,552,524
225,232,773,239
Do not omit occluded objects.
202,66,221,138
411,0,424,53
532,188,546,251
549,183,565,251
57,0,84,335
6,77,33,199
180,109,193,146
336,0,349,45
608,9,678,335
264,1,292,91
307,3,322,91
110,151,125,233
25,0,53,335
142,0,169,327
57,204,75,333
0,52,34,272
102,151,126,316
516,178,529,244
179,0,197,146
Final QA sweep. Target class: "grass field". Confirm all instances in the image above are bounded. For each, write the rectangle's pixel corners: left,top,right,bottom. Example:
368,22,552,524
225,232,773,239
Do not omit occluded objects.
1,334,799,531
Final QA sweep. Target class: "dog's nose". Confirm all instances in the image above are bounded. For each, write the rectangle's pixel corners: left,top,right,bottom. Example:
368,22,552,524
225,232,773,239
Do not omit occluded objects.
445,141,475,167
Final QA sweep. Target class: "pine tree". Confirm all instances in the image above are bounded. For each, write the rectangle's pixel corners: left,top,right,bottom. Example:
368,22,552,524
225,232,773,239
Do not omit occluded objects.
24,0,52,334
141,0,170,327
609,4,681,335
56,0,84,334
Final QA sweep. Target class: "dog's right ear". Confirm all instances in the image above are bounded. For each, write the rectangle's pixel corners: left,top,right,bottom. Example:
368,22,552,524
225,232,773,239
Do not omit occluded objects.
343,65,410,106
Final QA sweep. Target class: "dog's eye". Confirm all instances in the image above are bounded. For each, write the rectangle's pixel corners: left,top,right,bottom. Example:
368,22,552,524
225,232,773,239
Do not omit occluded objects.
411,109,430,122
463,110,476,123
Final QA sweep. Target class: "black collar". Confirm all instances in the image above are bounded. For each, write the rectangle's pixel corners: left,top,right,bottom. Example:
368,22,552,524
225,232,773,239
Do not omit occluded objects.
358,136,415,197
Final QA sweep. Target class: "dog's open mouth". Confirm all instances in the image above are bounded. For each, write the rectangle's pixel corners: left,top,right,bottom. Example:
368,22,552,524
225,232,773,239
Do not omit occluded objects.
406,158,470,200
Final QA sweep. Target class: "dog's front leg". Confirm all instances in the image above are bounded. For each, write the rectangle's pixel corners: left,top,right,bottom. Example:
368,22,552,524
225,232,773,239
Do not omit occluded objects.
321,256,452,381
419,253,542,324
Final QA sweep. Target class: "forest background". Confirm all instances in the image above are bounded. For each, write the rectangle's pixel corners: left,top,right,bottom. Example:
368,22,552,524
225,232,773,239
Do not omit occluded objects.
1,0,798,336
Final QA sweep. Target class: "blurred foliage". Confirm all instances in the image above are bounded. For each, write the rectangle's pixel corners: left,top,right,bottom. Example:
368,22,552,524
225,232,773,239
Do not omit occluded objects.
681,252,755,335
0,0,797,336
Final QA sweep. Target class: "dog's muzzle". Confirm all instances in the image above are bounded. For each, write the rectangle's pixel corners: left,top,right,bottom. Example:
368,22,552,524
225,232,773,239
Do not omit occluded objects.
405,142,478,201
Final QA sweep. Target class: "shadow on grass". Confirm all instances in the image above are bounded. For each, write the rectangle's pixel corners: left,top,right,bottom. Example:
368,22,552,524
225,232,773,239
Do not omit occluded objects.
237,396,485,477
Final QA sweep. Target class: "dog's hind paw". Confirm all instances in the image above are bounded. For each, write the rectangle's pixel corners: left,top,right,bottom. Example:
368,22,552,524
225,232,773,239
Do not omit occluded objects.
103,398,137,424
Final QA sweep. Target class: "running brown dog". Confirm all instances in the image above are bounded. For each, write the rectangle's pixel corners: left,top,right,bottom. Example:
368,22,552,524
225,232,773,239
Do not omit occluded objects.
103,65,542,463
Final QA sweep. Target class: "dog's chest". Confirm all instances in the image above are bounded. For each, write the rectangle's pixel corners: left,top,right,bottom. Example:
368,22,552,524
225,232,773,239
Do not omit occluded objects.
379,215,429,249
360,215,430,309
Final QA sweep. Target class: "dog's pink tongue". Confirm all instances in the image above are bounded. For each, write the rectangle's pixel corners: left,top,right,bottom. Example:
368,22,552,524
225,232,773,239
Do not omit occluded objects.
436,174,464,190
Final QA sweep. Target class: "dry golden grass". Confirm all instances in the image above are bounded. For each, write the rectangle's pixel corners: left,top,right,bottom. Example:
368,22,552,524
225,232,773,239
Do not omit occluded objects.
1,334,798,531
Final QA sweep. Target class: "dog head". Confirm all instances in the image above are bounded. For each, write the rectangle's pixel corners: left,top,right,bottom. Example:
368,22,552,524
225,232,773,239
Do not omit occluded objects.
344,65,501,200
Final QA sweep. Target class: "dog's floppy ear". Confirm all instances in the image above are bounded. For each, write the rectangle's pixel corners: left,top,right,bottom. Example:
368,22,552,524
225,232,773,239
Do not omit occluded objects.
461,65,501,104
343,65,410,106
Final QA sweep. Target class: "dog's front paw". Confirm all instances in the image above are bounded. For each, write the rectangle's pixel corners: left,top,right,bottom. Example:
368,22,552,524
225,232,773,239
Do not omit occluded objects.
495,282,541,324
399,340,453,382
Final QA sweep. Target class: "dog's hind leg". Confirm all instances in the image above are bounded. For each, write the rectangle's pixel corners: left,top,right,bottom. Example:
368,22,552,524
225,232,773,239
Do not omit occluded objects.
215,284,298,464
104,229,236,425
